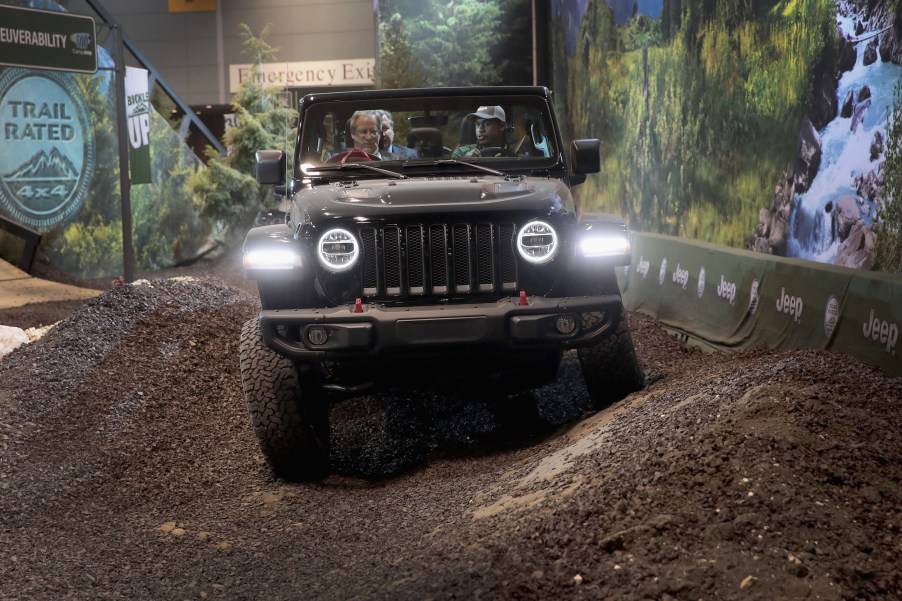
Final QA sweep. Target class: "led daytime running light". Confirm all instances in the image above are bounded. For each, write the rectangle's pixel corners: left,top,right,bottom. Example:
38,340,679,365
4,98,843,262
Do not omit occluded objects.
517,221,558,264
317,228,360,272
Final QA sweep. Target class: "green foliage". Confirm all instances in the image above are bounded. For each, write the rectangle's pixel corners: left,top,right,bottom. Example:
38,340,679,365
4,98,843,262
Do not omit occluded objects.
379,0,507,86
378,14,430,88
131,111,209,269
495,0,533,84
72,71,119,224
874,79,902,274
46,69,211,276
239,22,278,68
187,23,297,239
564,0,836,247
55,220,124,279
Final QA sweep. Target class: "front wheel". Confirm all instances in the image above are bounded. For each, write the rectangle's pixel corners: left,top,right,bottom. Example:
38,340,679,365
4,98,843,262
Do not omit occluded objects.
577,311,645,410
239,318,330,480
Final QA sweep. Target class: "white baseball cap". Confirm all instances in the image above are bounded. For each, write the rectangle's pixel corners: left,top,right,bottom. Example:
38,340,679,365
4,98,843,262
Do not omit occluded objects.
468,106,506,121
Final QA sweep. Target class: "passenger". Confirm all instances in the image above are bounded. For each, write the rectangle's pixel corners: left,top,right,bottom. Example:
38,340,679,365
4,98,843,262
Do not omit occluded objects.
375,110,418,160
452,106,511,158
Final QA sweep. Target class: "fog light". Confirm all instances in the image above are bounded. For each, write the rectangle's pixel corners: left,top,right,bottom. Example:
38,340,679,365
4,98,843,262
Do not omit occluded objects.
555,314,577,335
307,326,329,346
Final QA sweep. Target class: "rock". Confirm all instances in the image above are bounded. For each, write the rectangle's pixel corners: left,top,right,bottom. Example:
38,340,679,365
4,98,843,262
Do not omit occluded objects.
835,221,877,270
878,26,902,64
811,70,839,130
756,208,772,237
841,89,854,118
0,325,29,360
851,98,871,134
869,131,883,161
834,195,862,240
794,120,822,194
747,164,793,256
749,236,771,254
768,217,788,256
855,163,884,202
863,38,879,66
838,32,857,72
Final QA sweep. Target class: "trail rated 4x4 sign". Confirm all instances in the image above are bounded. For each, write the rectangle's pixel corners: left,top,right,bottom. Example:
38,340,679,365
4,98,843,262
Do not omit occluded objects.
0,69,95,231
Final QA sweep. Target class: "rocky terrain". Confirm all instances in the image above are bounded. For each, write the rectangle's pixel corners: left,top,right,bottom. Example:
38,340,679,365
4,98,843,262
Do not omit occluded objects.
0,249,900,600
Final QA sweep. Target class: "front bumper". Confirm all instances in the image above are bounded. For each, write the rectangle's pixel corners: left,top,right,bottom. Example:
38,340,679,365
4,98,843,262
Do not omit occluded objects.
260,294,623,360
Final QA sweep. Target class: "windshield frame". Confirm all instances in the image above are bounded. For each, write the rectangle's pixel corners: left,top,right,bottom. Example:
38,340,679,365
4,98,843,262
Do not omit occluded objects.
293,89,565,181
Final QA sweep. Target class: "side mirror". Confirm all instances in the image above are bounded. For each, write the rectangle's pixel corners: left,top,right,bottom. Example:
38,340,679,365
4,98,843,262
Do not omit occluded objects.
255,150,286,185
570,139,601,175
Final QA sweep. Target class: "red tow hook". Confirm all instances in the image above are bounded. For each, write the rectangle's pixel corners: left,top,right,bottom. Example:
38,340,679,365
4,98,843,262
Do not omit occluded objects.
354,298,364,313
519,290,528,306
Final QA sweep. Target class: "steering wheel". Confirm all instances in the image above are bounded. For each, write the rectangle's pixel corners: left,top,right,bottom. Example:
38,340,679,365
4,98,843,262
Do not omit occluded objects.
477,146,511,158
326,148,378,164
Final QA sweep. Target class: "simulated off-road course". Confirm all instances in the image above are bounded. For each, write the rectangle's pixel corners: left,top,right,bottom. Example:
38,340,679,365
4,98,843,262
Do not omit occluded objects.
0,252,900,601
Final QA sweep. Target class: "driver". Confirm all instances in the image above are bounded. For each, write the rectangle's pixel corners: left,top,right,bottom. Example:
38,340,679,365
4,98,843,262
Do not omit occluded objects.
348,110,383,158
452,106,509,158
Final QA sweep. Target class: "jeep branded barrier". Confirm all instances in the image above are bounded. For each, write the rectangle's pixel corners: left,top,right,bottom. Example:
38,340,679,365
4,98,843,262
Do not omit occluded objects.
618,233,901,377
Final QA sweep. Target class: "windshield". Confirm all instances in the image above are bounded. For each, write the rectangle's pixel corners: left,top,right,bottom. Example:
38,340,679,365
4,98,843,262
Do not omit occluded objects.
297,94,559,174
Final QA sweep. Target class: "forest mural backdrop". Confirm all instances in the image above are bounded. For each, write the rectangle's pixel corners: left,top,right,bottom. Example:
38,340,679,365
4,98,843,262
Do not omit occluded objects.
549,0,902,274
5,0,899,278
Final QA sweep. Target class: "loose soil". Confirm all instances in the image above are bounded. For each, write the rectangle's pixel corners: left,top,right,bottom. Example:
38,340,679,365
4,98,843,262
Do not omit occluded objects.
0,249,899,600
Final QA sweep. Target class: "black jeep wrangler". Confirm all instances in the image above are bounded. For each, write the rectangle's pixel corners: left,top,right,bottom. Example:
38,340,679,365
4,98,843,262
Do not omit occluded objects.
240,86,644,479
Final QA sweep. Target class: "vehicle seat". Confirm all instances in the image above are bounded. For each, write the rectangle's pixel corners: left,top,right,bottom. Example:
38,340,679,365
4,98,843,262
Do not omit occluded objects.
407,127,445,158
458,116,477,146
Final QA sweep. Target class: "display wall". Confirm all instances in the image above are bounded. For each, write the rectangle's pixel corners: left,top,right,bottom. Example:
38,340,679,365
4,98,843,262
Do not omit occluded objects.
550,0,902,275
0,1,212,279
6,0,902,284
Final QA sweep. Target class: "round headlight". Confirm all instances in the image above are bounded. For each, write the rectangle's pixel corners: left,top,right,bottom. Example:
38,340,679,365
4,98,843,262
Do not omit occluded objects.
317,228,359,272
517,221,558,264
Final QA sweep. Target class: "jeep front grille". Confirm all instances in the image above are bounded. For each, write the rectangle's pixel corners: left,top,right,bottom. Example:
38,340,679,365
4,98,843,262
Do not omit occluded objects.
359,223,518,297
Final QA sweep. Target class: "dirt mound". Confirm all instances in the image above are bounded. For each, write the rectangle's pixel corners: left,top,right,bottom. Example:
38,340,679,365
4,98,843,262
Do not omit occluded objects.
0,278,899,600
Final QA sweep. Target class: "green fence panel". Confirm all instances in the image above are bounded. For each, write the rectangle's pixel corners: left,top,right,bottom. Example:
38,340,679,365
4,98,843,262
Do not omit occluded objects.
618,233,901,377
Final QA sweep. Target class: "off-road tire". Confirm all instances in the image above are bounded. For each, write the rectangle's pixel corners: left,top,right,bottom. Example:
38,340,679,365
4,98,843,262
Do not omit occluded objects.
239,318,330,480
577,309,645,410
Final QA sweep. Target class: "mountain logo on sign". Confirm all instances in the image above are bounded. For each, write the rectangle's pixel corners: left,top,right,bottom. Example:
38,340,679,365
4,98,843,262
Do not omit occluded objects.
4,147,78,181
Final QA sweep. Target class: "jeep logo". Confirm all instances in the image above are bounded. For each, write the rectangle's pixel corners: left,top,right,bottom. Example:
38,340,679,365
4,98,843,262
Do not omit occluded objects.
672,263,689,290
658,257,667,286
824,295,840,338
0,69,94,231
776,287,803,323
862,309,898,354
716,275,737,305
697,267,706,299
748,279,760,315
636,256,650,279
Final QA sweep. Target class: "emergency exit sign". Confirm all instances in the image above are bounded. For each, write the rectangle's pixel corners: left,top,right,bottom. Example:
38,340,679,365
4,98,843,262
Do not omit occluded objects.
0,5,97,74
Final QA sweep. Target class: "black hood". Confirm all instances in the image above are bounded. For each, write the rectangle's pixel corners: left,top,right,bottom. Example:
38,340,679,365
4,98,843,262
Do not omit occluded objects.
295,176,576,220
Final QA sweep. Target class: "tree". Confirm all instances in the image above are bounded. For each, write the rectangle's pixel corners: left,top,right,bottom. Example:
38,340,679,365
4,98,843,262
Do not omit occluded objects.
187,24,297,240
378,14,430,88
380,0,506,87
875,79,902,274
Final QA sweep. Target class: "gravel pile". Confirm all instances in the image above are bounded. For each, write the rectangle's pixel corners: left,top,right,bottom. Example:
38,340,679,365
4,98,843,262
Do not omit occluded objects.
0,271,899,600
